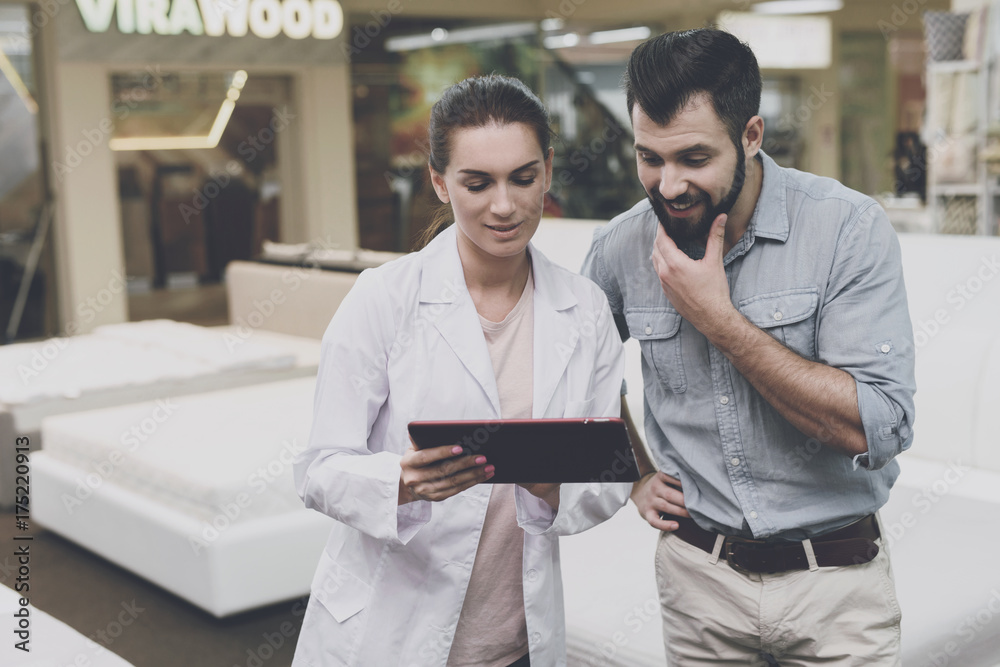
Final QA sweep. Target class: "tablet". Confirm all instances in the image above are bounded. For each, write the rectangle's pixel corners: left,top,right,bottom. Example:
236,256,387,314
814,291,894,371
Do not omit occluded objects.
407,418,640,484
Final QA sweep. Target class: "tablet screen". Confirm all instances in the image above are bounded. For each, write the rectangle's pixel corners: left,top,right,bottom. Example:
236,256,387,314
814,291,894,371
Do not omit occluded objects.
407,418,639,484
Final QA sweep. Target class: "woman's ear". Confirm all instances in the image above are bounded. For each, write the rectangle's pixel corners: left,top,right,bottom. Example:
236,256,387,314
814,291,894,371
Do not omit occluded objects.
543,146,555,193
429,166,450,203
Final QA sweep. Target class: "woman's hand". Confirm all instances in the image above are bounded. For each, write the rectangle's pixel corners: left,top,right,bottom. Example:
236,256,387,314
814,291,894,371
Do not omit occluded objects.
517,483,560,511
631,471,688,531
399,441,494,504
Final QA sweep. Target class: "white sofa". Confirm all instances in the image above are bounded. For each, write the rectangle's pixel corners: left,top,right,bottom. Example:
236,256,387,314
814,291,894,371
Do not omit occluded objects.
530,220,1000,666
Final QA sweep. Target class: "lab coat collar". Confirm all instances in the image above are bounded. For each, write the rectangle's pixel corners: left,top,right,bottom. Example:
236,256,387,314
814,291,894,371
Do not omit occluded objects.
417,225,579,417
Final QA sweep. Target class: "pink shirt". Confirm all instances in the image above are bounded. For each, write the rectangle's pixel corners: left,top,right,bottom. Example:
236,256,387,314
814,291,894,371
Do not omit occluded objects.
447,271,534,667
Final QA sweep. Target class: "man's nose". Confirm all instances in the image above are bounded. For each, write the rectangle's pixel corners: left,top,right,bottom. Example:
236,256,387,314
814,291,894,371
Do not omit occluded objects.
657,166,689,202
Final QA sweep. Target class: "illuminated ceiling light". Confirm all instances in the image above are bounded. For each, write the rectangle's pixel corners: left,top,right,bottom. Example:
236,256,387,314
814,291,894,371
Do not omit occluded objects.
540,18,564,31
110,71,247,151
0,50,37,114
231,69,248,89
430,27,448,41
588,26,651,45
543,33,580,49
385,22,537,51
750,0,843,14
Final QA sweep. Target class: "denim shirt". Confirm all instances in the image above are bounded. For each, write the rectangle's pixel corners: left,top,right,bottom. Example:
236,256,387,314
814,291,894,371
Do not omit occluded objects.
582,152,916,540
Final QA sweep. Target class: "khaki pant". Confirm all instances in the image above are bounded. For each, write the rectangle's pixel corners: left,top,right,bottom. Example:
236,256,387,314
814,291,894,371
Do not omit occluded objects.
654,520,902,666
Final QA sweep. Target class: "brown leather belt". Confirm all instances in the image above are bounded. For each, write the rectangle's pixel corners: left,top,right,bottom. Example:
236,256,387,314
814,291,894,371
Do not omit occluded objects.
665,514,881,575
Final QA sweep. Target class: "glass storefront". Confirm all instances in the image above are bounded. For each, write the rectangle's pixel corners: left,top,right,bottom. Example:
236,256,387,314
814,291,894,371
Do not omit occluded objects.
109,69,294,318
348,17,820,253
350,18,647,252
0,4,50,342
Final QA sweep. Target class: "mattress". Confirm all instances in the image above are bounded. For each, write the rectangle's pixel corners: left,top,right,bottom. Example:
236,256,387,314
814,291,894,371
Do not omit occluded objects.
0,585,136,667
0,320,320,432
0,320,321,511
39,377,317,525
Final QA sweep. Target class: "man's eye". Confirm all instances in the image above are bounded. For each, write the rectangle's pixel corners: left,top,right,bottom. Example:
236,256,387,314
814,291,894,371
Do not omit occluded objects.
639,154,661,165
685,157,709,167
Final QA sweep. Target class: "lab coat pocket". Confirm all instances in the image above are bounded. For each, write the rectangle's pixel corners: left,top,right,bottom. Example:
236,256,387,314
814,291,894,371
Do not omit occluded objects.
311,550,373,624
563,397,595,418
625,308,686,393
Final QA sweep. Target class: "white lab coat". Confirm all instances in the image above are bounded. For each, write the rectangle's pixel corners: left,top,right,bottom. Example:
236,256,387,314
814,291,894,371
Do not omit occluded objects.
292,225,629,667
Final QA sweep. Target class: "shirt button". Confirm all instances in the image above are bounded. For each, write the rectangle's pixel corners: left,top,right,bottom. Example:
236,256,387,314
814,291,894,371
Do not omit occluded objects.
531,632,542,644
645,326,652,335
730,457,740,466
773,311,783,321
750,511,759,519
881,344,891,353
719,396,730,405
526,569,538,583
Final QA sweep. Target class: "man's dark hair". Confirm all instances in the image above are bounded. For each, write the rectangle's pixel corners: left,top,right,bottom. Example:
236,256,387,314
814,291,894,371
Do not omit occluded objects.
624,29,762,146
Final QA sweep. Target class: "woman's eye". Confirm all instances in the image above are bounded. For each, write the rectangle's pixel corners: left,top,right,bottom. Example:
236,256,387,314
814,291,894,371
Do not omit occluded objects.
466,182,488,192
513,178,536,187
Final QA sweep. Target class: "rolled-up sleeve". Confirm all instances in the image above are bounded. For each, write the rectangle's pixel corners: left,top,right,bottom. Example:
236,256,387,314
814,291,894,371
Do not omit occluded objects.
819,203,916,471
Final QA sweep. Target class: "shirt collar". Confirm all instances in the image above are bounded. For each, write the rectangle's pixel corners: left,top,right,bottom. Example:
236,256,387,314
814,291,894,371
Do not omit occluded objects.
747,150,790,243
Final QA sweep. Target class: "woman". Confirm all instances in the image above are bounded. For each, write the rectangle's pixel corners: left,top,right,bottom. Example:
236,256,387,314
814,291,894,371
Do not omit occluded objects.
292,74,629,667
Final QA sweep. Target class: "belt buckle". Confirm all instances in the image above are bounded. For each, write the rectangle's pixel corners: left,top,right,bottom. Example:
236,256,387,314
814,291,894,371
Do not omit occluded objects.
723,536,766,575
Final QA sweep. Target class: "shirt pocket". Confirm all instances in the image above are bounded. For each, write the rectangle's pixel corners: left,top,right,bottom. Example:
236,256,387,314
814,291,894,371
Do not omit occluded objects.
737,287,819,360
625,308,686,393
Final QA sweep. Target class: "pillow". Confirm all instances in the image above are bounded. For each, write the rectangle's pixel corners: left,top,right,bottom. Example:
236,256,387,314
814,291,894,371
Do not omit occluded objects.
923,11,969,61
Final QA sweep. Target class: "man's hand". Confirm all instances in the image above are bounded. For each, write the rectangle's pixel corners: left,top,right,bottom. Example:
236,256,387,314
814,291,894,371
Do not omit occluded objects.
631,471,689,531
651,214,736,333
399,441,493,504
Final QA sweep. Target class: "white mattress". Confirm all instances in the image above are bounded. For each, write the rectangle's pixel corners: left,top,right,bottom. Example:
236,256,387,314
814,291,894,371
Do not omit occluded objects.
0,585,136,667
40,377,316,524
1,320,298,407
0,321,320,433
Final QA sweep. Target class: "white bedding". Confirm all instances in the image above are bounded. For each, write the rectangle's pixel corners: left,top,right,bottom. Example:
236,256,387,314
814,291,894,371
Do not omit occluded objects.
40,377,316,524
0,320,304,409
0,322,320,436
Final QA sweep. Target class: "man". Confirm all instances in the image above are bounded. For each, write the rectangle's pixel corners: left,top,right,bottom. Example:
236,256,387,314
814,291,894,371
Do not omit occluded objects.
582,29,915,665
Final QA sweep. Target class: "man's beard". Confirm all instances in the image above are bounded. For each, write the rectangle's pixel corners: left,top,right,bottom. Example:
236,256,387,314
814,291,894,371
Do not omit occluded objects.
648,144,747,249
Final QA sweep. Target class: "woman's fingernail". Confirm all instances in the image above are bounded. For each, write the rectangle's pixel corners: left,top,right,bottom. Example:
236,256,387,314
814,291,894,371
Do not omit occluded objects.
484,465,495,474
485,469,495,479
452,446,464,455
475,456,487,465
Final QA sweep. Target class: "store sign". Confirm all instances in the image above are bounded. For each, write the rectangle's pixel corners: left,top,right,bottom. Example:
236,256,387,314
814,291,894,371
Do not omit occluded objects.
74,0,343,40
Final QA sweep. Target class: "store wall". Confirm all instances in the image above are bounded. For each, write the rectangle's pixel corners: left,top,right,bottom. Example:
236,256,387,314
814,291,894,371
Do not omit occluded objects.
37,0,357,332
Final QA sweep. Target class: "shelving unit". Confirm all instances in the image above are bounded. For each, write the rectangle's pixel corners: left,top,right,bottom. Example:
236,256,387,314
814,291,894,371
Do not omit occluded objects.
924,51,1000,236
